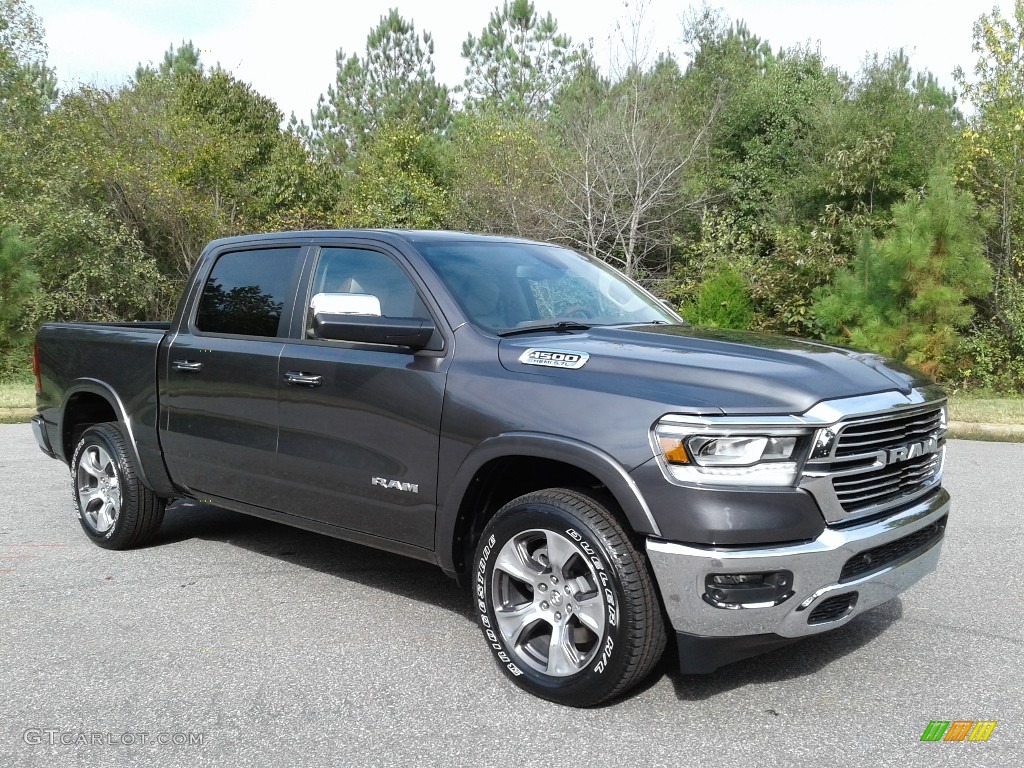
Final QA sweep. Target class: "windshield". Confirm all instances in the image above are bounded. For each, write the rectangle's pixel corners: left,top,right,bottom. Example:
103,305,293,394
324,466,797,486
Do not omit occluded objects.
414,240,678,333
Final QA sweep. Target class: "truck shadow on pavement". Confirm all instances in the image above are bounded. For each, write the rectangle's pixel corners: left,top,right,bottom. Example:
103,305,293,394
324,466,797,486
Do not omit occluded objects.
154,499,475,621
663,600,904,701
155,499,902,702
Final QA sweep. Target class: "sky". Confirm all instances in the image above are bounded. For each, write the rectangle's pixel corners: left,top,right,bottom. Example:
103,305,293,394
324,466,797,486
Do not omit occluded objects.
27,0,1006,122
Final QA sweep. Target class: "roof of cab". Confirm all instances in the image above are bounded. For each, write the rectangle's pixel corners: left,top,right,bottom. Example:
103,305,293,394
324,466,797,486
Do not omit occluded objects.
203,229,544,251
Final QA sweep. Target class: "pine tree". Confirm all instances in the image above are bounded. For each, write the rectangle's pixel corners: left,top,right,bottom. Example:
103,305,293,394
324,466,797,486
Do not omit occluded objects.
813,168,992,376
0,226,38,379
461,0,579,117
307,9,451,163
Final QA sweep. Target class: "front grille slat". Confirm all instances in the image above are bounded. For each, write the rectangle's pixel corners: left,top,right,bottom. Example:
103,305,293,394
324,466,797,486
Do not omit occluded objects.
831,459,941,512
838,416,940,445
834,410,943,458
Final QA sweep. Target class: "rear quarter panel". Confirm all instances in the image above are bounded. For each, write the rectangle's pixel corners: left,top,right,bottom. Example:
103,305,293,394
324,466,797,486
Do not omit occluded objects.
35,322,172,493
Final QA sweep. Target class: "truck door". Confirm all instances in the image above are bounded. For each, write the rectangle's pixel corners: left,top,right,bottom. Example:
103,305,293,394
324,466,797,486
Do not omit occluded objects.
274,244,448,549
160,245,306,506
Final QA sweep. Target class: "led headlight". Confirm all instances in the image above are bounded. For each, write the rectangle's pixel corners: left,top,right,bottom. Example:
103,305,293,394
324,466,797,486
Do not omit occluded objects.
653,418,811,487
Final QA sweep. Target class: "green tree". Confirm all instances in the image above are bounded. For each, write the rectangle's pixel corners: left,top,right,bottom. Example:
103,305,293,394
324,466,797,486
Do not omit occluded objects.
0,0,57,204
462,0,579,117
307,10,451,163
0,225,38,379
824,51,958,222
344,124,450,229
135,40,204,81
683,263,752,329
955,0,1024,285
813,169,992,376
447,109,549,236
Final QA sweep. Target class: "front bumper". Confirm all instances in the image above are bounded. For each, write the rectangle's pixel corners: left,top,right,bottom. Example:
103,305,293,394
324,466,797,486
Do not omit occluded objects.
647,487,949,667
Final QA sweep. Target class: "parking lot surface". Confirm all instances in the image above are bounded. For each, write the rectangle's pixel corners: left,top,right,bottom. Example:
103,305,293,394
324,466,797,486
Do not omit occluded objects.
1,424,1019,767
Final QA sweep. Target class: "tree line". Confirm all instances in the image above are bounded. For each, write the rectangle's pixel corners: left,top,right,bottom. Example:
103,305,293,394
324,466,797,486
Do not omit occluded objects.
1,0,1023,391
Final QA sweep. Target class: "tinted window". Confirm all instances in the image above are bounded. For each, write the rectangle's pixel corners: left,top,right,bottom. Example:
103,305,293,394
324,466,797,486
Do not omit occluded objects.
196,248,302,337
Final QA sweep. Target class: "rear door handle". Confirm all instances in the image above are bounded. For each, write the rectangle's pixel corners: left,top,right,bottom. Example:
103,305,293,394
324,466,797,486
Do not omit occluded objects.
284,371,323,387
172,360,203,372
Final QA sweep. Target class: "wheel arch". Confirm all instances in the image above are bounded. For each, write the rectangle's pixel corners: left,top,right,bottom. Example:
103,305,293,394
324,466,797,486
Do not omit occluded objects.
60,379,156,492
437,433,661,577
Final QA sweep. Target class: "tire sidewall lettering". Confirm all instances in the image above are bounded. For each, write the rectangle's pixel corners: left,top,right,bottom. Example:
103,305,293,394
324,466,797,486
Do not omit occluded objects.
476,507,620,685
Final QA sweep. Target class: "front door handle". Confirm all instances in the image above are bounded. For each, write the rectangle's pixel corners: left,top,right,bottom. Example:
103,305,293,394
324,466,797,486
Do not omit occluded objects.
284,371,324,387
172,360,203,372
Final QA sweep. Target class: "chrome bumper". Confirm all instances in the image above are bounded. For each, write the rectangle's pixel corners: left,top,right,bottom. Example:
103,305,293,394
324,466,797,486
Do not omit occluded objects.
647,488,949,639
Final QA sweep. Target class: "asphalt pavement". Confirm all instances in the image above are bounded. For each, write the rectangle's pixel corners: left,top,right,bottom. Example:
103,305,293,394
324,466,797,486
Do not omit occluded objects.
1,423,1020,767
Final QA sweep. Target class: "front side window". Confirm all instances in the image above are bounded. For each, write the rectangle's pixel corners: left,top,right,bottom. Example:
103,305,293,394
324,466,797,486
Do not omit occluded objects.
308,247,428,325
195,247,302,337
415,241,677,333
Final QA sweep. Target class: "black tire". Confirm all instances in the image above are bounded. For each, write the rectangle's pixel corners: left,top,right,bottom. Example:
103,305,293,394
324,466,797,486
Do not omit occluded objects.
70,422,165,549
473,488,666,706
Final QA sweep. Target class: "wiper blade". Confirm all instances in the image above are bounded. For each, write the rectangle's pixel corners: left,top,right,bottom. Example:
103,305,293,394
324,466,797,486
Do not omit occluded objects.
497,321,592,337
605,320,671,327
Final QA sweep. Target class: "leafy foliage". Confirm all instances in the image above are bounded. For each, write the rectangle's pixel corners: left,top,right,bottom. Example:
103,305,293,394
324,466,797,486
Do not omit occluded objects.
344,124,450,229
448,109,548,236
0,226,37,378
683,264,753,329
953,276,1024,392
1,3,1023,388
813,169,992,376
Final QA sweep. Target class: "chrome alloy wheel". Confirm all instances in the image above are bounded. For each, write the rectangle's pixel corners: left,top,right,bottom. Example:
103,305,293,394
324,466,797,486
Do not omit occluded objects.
490,529,608,677
75,443,122,534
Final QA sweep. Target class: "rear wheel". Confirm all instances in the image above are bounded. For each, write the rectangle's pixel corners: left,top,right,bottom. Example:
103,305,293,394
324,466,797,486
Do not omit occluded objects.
71,423,165,549
474,488,666,706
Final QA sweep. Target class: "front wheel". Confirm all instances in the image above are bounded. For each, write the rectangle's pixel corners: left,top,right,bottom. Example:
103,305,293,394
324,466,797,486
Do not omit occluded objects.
474,489,666,706
71,423,165,549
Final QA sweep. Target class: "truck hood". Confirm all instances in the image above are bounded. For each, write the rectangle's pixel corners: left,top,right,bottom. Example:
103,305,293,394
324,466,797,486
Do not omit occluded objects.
497,324,932,415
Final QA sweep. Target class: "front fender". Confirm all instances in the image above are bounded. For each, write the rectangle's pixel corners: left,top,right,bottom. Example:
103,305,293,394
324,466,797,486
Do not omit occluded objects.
435,432,661,574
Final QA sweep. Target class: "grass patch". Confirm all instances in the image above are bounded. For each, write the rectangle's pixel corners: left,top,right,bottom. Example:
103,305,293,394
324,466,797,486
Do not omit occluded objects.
947,396,1024,425
948,425,1024,442
0,382,33,410
0,408,33,425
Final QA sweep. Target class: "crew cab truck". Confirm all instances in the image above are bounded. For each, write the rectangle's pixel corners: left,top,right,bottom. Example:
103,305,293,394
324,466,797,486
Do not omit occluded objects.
32,230,951,706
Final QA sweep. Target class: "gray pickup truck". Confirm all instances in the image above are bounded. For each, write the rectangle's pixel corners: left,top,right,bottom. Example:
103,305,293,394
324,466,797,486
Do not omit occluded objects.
32,230,950,706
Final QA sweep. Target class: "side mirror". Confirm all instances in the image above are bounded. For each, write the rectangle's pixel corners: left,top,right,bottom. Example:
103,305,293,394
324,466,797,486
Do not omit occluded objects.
313,313,436,350
310,292,381,316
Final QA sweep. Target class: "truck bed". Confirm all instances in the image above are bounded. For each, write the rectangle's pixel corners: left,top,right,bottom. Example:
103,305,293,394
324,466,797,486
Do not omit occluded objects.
34,321,170,474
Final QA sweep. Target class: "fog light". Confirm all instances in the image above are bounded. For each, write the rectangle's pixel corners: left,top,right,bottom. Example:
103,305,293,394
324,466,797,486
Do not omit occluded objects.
703,571,794,608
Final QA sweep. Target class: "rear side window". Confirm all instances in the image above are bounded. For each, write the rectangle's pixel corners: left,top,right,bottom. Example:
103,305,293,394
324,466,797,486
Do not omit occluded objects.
195,247,302,337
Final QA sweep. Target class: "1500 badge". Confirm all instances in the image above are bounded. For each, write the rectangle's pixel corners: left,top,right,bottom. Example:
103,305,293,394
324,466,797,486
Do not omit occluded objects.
519,348,590,369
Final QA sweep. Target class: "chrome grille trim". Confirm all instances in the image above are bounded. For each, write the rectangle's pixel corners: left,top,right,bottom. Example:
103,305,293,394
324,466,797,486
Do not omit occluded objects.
799,394,947,525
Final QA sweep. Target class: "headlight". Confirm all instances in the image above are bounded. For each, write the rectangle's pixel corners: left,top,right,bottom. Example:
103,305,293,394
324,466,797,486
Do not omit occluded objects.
653,418,811,487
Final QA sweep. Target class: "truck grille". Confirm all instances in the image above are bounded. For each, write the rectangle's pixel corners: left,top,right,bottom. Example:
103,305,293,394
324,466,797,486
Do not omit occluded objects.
801,403,946,525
